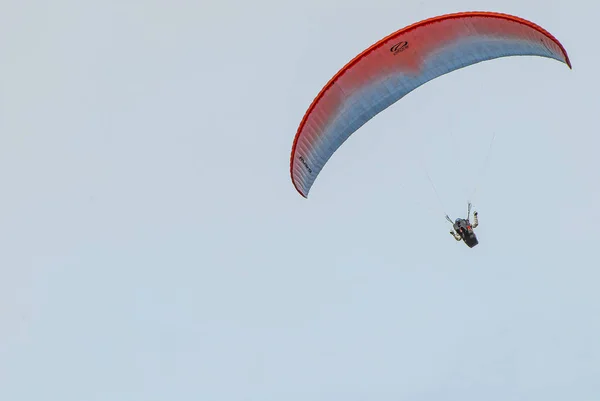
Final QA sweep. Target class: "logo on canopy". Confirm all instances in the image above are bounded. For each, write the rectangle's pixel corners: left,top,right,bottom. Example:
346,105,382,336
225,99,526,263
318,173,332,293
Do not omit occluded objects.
390,41,409,55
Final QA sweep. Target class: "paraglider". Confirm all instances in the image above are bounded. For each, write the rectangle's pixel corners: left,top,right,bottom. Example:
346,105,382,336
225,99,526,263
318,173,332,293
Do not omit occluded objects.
289,11,571,198
448,203,479,248
289,11,572,247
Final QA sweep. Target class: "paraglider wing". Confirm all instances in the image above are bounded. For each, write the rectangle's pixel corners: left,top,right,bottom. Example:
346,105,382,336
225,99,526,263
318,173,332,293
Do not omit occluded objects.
290,11,571,198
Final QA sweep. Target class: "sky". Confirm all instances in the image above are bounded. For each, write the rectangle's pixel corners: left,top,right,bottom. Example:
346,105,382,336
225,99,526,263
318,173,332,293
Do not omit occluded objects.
0,0,598,400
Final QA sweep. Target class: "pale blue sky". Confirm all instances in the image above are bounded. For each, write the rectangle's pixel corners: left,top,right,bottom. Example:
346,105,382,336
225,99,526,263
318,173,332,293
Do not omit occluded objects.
1,0,598,400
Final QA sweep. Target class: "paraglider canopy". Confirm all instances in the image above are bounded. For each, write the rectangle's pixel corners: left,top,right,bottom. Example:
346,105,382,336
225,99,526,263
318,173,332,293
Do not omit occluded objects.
290,11,571,198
